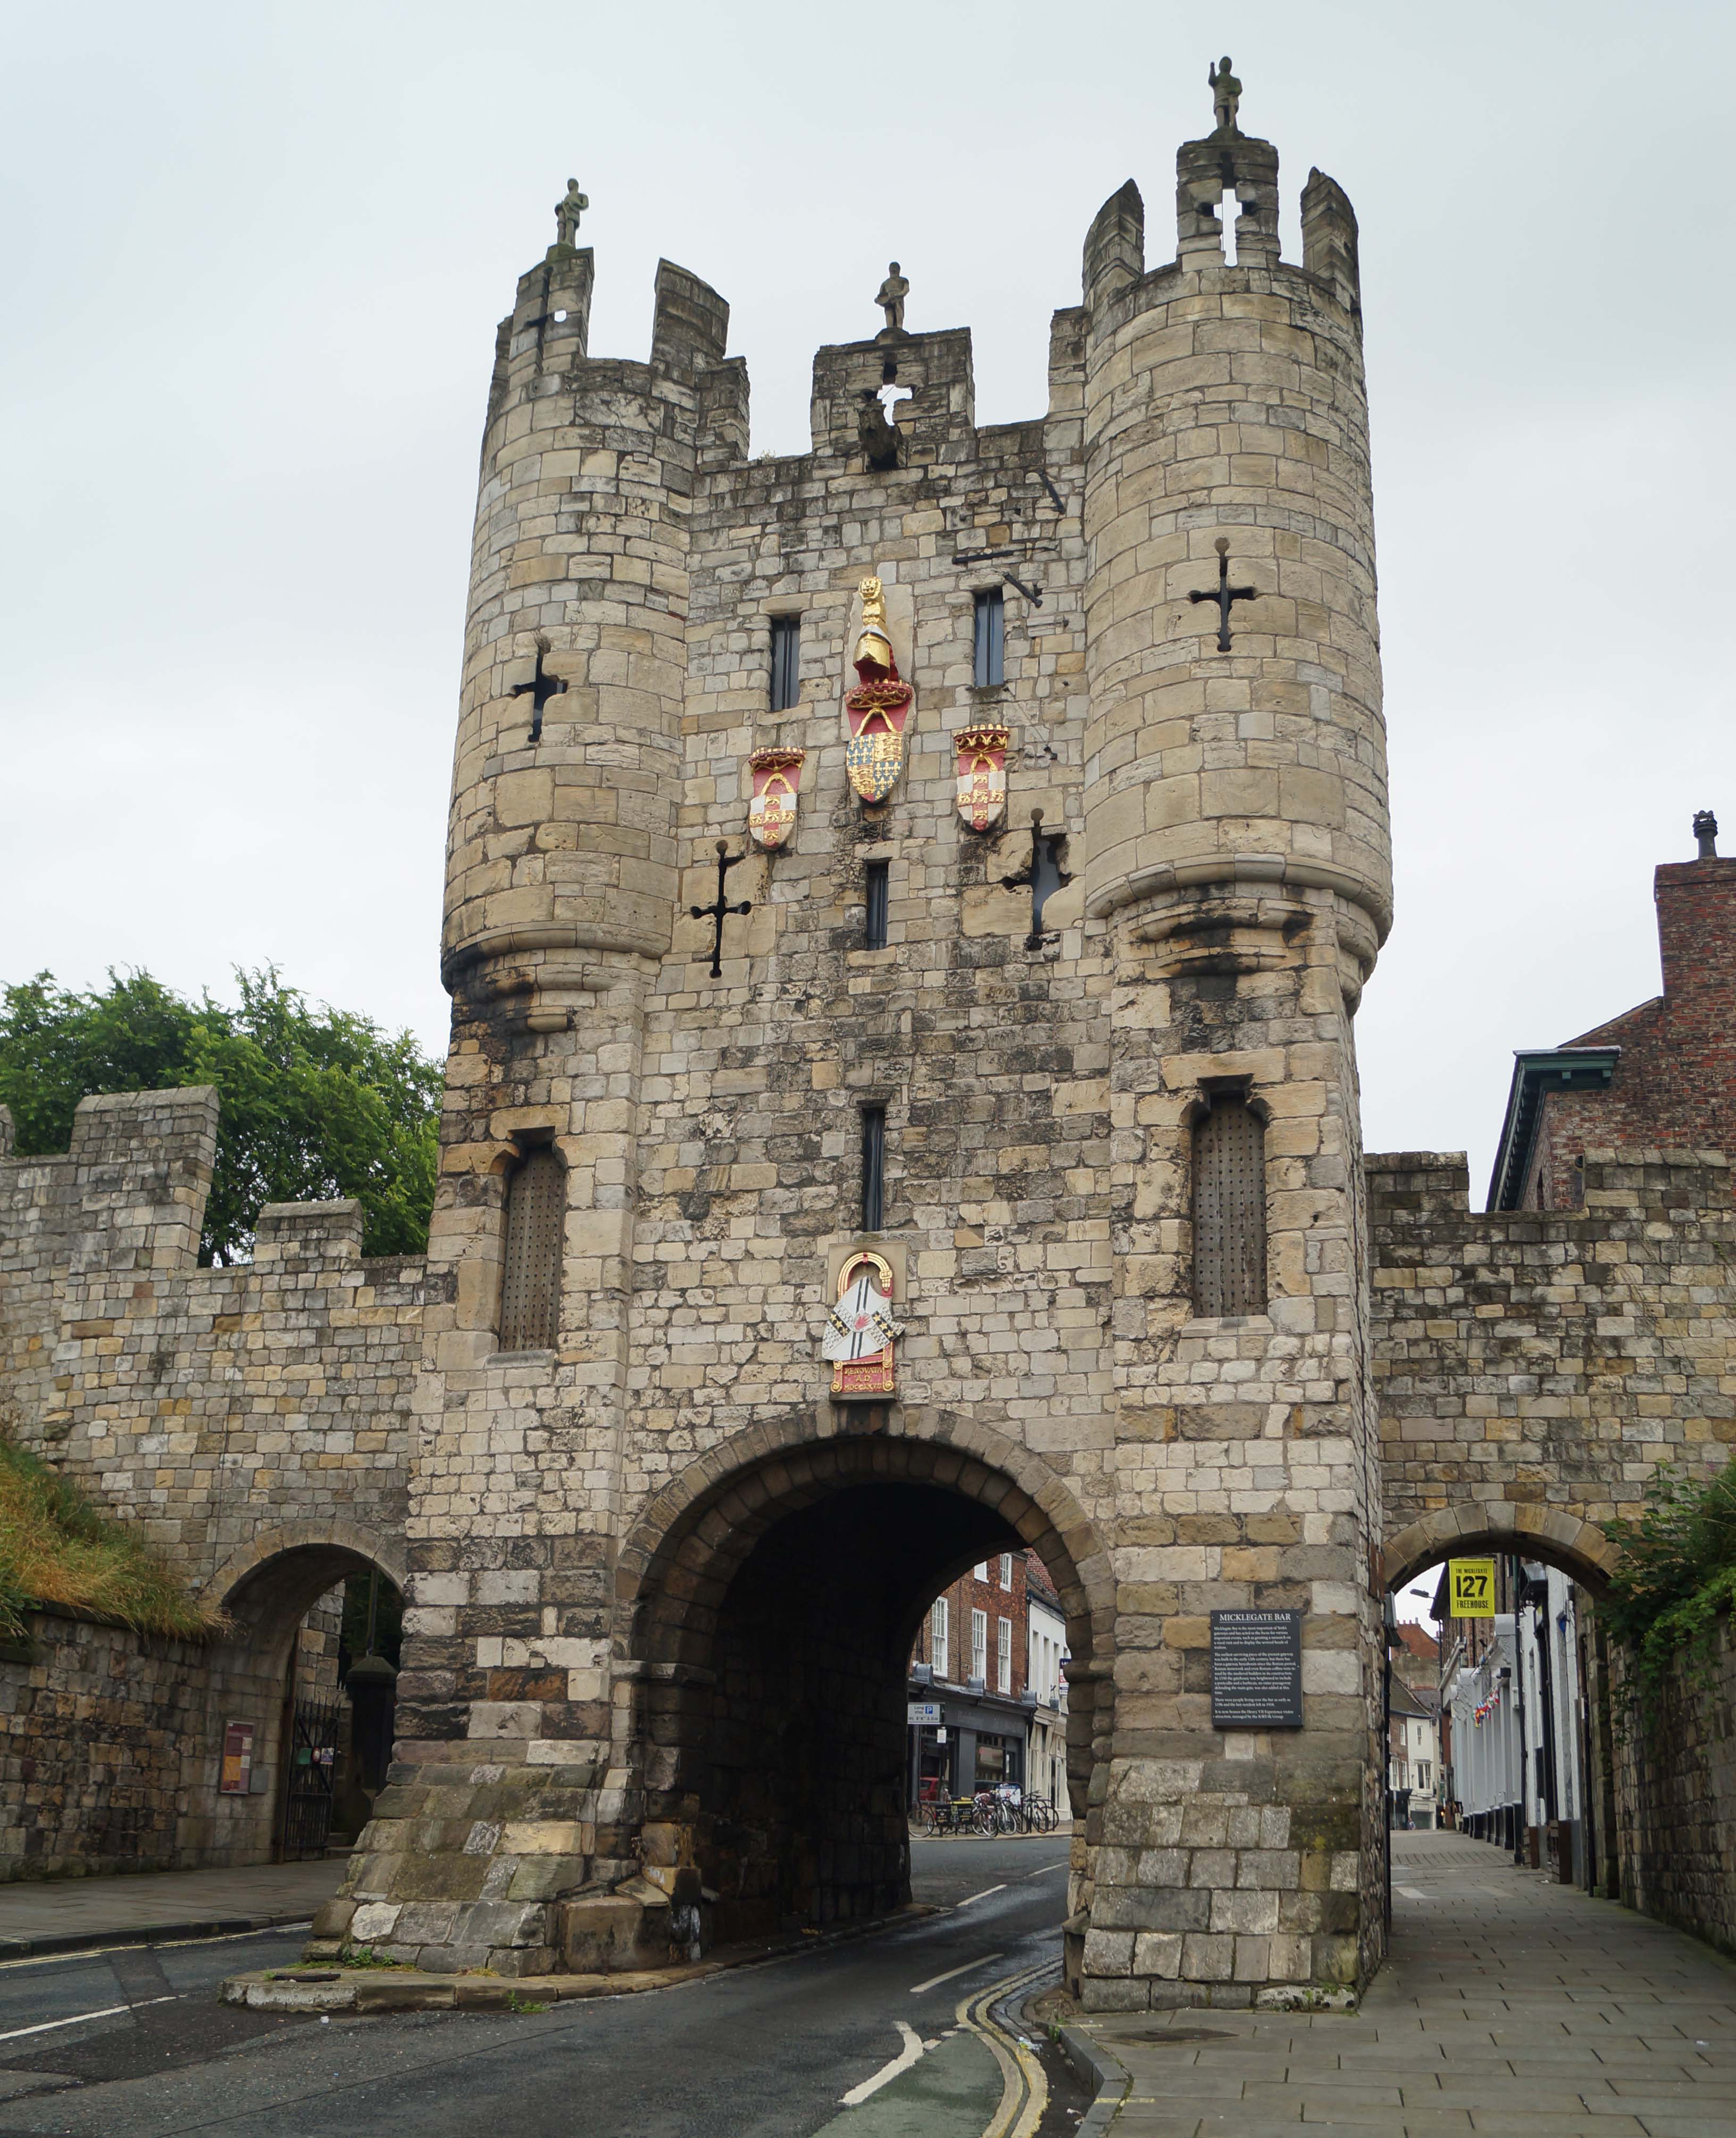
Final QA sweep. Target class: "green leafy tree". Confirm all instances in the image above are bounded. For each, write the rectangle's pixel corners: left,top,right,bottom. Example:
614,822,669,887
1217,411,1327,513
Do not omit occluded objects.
0,968,441,1264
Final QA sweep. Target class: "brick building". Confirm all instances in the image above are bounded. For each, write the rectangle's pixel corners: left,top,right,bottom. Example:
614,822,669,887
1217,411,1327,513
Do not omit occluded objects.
907,1550,1031,1806
1490,817,1736,1210
1386,1621,1439,1828
905,1547,1070,1813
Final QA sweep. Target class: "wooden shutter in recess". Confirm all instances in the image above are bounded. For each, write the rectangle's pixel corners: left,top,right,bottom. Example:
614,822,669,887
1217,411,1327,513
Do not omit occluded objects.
499,1147,564,1351
1192,1097,1266,1316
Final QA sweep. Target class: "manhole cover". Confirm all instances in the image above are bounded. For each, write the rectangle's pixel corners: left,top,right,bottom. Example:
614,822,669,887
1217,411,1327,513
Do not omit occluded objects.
1099,2027,1231,2047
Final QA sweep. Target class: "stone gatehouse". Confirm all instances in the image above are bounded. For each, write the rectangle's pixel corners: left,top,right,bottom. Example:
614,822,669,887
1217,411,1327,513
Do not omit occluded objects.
4,80,1732,2011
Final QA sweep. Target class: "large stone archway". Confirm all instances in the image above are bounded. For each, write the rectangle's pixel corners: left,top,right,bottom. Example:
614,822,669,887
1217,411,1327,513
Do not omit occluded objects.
611,1421,1115,1971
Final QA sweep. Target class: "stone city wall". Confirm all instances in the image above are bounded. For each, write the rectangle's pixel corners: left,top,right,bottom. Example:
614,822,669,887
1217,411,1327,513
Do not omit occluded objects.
0,1089,420,1589
1606,1613,1736,1959
1369,1147,1736,1567
0,1089,421,1871
0,1606,216,1883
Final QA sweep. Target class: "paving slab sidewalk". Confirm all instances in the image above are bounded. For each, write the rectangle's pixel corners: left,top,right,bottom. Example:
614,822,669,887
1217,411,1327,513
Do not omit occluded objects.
0,1857,343,1957
1069,1829,1736,2137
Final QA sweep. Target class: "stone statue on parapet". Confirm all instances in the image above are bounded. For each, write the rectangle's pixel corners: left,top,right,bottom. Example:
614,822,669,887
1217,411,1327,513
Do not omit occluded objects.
875,261,909,336
1209,56,1242,134
554,178,589,246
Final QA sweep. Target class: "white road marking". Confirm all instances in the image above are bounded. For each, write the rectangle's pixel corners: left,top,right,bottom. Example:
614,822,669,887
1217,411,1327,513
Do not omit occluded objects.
958,1884,1007,1906
839,2019,926,2105
1397,1885,1430,1899
909,1951,1004,1994
0,1921,312,1972
1022,1861,1067,1879
0,1994,174,2044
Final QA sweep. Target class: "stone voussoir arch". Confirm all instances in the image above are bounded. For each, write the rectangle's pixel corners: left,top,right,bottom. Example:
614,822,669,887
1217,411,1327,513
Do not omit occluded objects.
1382,1501,1621,1598
615,1409,1118,1669
206,1517,408,1615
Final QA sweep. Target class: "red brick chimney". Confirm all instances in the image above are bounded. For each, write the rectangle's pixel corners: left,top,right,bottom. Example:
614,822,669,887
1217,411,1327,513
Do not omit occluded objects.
1652,810,1736,1151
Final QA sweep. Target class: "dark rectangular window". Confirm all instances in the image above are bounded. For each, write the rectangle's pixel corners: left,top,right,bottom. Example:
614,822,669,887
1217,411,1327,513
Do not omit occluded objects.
770,615,801,711
864,859,890,949
972,589,1004,687
861,1107,886,1232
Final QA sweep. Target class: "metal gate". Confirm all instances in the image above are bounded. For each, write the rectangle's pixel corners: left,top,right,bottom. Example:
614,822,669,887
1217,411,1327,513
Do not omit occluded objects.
279,1696,343,1860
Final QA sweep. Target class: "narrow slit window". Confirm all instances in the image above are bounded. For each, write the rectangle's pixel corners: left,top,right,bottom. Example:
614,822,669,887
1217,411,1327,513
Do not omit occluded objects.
1191,1094,1267,1316
498,1145,564,1350
863,859,890,949
972,589,1005,687
861,1106,886,1232
769,615,801,711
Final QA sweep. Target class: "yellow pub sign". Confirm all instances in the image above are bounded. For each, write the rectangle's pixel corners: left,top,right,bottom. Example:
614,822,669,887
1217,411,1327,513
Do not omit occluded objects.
1448,1558,1496,1617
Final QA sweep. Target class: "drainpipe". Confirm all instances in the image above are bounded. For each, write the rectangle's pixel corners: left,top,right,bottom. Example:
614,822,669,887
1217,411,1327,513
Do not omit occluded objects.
1509,1556,1529,1864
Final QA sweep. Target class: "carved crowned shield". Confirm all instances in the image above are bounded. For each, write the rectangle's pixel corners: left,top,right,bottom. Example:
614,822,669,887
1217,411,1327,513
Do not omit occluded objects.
747,747,805,850
845,575,913,806
823,1250,899,1398
953,723,1009,833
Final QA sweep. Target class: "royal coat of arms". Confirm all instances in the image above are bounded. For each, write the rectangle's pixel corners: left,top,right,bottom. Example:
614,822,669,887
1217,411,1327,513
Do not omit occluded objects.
824,1250,902,1398
746,747,805,850
844,575,913,805
953,723,1009,833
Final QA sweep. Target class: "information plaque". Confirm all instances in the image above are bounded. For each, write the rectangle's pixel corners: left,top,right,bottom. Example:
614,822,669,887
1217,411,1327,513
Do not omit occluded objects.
1210,1609,1303,1729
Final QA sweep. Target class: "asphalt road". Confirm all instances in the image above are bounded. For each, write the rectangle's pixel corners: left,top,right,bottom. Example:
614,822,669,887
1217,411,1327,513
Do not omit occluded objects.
0,1835,1071,2137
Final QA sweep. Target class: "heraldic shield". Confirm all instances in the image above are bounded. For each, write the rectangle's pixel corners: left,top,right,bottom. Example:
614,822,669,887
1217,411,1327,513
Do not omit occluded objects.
747,747,804,850
845,574,913,805
823,1249,898,1398
953,723,1009,833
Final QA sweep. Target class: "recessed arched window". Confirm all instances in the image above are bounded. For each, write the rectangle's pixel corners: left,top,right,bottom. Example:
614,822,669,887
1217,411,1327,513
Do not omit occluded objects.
498,1145,564,1351
1191,1092,1266,1316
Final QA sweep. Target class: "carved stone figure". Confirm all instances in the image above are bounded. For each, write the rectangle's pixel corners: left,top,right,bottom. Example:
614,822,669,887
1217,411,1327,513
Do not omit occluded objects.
555,178,589,246
875,261,909,335
1209,56,1241,133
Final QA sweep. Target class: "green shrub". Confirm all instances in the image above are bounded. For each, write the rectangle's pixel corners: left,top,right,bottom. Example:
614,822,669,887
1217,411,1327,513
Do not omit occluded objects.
1601,1459,1736,1707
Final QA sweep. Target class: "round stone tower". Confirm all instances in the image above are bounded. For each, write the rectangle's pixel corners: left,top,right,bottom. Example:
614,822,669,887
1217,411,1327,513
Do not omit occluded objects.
443,244,728,990
1080,141,1386,958
365,233,737,1978
1073,105,1392,2007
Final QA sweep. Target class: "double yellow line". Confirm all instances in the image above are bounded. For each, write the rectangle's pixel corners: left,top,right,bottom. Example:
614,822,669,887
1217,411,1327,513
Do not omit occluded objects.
957,1957,1058,2138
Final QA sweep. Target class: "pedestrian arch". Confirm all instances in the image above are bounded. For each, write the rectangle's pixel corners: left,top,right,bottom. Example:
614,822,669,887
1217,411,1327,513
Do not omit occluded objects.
1382,1502,1620,1599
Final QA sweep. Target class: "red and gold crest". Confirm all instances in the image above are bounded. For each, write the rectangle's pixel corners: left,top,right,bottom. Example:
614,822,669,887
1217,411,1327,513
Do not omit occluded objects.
823,1250,899,1398
953,723,1009,833
845,575,913,805
747,747,805,850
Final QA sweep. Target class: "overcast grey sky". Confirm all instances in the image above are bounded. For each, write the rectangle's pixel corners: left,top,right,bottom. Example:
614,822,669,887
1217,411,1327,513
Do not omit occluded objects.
3,1,1730,1198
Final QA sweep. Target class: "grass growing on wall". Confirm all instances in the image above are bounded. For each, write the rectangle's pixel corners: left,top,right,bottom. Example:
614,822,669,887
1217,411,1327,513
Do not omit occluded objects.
1601,1458,1736,1704
0,1438,224,1644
